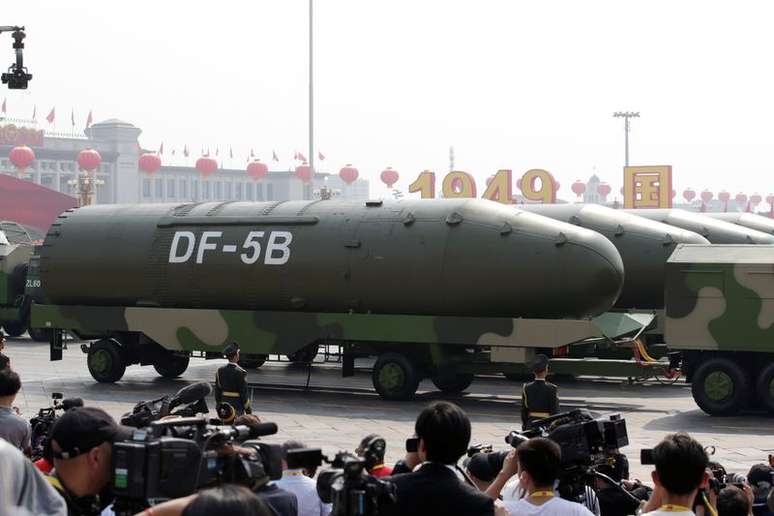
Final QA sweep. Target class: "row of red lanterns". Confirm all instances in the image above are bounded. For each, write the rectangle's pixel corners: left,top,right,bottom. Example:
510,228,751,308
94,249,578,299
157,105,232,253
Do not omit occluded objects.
9,145,103,173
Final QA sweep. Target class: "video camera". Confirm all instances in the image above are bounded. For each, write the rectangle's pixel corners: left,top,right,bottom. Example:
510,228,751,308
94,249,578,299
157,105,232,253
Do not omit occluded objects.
29,392,83,461
121,381,212,428
506,410,630,502
111,415,282,516
0,26,31,90
287,448,397,516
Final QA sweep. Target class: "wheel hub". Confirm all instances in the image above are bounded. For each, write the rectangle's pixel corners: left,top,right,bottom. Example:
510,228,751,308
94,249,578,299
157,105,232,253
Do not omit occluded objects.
379,363,405,391
90,349,112,374
705,371,733,402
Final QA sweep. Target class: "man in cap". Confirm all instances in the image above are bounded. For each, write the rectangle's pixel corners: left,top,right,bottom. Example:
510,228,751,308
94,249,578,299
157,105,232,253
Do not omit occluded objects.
214,342,252,416
47,406,134,515
520,354,559,430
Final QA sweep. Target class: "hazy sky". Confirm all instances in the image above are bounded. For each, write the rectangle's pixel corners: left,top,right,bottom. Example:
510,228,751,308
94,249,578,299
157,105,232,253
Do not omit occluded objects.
4,1,774,198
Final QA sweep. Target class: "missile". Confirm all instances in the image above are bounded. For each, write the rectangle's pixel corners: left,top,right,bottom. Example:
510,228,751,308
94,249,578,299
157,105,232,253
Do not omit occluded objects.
704,212,774,236
39,199,624,319
522,204,709,309
622,208,774,244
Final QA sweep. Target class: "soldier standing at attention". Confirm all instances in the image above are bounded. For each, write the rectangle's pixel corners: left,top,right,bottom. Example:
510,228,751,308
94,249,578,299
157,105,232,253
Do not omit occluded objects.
214,342,252,416
521,354,559,430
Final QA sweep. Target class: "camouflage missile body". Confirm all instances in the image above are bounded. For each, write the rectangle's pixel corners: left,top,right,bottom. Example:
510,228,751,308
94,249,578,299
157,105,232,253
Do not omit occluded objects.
623,208,774,244
704,212,774,236
522,203,709,308
665,244,774,415
0,237,33,336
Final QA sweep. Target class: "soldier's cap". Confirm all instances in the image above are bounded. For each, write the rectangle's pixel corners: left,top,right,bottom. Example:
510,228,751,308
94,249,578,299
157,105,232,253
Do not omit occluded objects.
223,342,240,358
49,407,133,460
529,354,550,373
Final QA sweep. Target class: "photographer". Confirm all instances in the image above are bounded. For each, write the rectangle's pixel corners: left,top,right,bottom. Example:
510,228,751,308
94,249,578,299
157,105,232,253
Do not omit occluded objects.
0,367,31,453
47,407,133,516
276,440,330,516
184,485,273,516
717,485,753,516
640,432,710,516
356,433,393,477
501,438,595,515
384,401,497,516
0,437,67,516
0,330,10,368
745,464,774,515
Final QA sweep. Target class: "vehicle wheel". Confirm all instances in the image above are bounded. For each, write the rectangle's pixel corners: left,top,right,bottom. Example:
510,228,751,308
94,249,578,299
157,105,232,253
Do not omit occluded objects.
691,357,749,416
239,354,268,369
287,344,318,363
153,353,190,378
3,320,26,337
432,372,474,394
87,339,126,383
372,352,420,401
27,325,51,342
755,363,774,414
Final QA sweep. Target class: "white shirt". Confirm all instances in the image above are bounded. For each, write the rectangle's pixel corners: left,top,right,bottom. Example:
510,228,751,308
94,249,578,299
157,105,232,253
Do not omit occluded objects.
641,511,694,516
505,496,595,516
275,469,331,516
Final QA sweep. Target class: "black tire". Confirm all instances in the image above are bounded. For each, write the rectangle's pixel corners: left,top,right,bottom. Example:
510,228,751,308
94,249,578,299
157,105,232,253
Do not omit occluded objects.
691,357,749,416
755,362,774,414
28,325,51,343
87,339,126,383
239,354,268,369
287,344,319,363
3,320,26,337
431,372,474,394
153,353,190,378
372,352,420,401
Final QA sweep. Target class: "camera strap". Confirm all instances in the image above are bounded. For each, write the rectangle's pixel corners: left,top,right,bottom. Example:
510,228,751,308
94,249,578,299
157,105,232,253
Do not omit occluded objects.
531,491,555,498
658,504,691,512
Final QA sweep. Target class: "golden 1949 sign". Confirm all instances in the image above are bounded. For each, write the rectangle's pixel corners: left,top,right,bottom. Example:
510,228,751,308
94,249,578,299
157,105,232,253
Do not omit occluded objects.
408,165,673,209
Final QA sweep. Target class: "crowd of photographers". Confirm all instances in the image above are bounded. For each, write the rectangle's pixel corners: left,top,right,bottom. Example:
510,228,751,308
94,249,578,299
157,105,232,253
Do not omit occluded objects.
2,342,774,516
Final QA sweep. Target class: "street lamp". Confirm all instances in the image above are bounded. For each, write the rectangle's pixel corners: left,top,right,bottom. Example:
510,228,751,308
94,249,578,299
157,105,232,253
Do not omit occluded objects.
613,111,639,167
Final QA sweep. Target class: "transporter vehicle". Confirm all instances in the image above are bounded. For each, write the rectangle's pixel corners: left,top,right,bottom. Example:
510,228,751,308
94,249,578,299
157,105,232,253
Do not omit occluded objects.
0,221,47,340
665,244,774,416
32,199,666,399
704,212,774,236
623,208,774,244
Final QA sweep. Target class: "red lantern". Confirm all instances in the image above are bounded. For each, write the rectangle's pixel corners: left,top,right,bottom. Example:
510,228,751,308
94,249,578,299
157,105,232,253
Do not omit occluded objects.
718,191,730,202
339,164,359,185
700,190,713,203
683,189,696,202
9,145,35,173
767,194,774,208
195,156,218,178
597,183,611,196
735,193,748,206
295,162,312,183
138,153,162,175
750,194,762,206
380,167,399,187
246,160,268,181
571,180,586,197
77,148,102,171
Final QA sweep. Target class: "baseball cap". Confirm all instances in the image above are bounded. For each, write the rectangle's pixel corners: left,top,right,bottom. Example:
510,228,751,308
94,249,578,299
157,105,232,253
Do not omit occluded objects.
49,407,133,459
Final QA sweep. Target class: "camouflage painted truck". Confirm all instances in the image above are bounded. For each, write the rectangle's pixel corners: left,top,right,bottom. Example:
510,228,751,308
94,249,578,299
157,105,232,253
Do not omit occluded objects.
665,244,774,416
32,199,665,399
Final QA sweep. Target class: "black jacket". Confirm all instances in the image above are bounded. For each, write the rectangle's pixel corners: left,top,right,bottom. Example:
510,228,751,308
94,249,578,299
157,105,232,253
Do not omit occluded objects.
521,379,559,429
214,362,252,415
384,462,494,516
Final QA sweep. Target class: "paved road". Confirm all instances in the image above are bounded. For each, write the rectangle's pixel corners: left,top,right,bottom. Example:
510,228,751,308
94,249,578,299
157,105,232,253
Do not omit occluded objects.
5,336,774,480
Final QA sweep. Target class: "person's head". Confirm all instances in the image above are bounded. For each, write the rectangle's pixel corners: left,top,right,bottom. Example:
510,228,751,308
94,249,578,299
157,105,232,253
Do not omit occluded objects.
0,367,21,404
224,342,240,363
467,451,507,491
415,401,471,465
717,486,750,516
516,438,561,491
650,432,709,497
183,484,272,516
49,407,133,497
281,439,307,470
530,354,549,378
0,329,5,350
356,433,387,470
746,463,772,503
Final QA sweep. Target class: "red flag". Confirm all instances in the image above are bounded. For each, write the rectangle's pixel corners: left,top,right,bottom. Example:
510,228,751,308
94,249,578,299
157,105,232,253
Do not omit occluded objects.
1,98,6,114
318,151,325,161
159,143,164,155
71,109,75,127
32,105,36,120
85,110,93,128
298,152,307,162
184,145,189,157
46,107,55,124
272,150,279,162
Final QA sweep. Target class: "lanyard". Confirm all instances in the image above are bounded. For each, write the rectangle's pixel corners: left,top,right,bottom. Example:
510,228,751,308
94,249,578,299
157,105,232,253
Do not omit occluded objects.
659,505,691,512
531,491,555,498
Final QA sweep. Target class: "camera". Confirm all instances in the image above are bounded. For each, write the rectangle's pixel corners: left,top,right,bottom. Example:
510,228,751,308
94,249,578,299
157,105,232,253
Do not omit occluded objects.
0,27,31,90
111,415,282,516
29,392,83,461
121,382,212,428
288,448,397,516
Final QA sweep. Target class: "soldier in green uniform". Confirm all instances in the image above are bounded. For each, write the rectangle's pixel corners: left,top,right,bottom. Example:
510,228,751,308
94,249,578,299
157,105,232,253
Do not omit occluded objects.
214,342,252,416
520,354,559,430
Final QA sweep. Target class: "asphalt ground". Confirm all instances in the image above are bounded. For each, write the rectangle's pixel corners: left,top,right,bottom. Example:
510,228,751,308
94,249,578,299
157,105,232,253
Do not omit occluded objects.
5,335,774,481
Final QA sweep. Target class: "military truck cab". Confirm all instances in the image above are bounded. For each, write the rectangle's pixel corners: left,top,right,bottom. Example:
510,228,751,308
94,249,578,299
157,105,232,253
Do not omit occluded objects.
666,244,774,415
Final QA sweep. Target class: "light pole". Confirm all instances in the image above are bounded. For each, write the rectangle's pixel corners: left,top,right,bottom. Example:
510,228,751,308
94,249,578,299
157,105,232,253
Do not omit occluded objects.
308,0,314,185
613,111,639,167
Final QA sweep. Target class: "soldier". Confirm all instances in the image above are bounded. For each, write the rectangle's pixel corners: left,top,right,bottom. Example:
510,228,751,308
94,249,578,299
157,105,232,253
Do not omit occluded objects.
520,354,559,430
214,342,252,416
